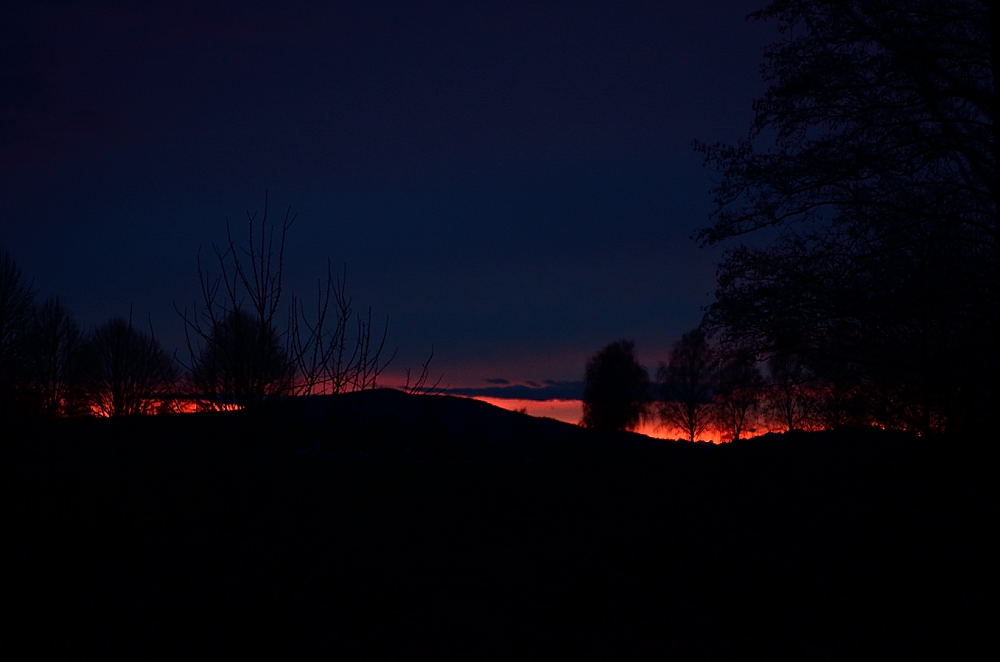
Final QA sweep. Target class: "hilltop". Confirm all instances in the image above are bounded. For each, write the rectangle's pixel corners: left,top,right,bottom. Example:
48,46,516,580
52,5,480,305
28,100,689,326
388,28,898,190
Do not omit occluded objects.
9,390,995,659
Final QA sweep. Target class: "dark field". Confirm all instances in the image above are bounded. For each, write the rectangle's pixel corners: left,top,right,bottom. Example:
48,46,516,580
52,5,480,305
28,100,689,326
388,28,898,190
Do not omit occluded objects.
9,391,997,659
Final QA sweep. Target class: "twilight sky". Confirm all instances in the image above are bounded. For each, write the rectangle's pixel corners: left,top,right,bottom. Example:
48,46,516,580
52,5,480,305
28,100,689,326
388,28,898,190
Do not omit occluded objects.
1,0,773,393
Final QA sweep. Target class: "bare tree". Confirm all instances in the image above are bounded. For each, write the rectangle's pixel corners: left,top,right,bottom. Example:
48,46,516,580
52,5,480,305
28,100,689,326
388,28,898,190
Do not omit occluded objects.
765,351,815,433
288,264,395,396
0,248,37,413
80,316,176,417
25,298,83,416
657,329,715,442
176,195,407,409
713,346,764,442
177,197,296,408
401,346,444,395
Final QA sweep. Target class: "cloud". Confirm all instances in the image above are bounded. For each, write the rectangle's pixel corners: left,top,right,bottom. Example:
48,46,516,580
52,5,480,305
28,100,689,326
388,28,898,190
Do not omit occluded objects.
433,380,585,401
484,378,510,385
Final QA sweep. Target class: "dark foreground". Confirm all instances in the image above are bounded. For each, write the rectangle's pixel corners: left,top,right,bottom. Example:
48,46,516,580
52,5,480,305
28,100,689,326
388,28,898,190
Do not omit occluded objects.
9,391,997,659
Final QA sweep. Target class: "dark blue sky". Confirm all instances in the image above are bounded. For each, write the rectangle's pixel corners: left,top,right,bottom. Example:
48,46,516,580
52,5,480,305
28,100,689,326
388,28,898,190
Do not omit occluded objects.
2,0,773,387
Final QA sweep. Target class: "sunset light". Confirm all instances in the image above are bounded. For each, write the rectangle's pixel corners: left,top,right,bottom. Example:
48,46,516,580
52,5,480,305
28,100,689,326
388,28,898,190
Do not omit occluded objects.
5,0,992,658
471,396,727,442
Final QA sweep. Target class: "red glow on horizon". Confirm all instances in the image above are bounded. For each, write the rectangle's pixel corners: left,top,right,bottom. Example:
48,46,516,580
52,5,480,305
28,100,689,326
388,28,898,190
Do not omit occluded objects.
87,398,242,417
76,389,829,445
470,396,728,443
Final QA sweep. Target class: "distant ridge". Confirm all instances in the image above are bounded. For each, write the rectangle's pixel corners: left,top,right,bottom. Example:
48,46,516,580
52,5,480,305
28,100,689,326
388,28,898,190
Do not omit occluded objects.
11,390,993,659
8,388,684,462
264,388,675,460
10,388,951,467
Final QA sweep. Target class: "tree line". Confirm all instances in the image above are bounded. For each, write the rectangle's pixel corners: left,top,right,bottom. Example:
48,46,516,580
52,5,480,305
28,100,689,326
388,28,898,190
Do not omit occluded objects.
583,332,900,443
695,0,994,439
0,252,176,417
1,199,433,418
588,0,993,441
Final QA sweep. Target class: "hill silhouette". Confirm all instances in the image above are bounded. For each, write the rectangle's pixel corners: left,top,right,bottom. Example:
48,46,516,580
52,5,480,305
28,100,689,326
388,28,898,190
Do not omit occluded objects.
10,390,995,659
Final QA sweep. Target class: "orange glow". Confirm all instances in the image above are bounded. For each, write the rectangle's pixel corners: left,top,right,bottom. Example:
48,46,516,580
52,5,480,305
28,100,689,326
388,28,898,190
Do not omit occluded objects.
76,389,840,445
87,398,242,417
469,396,728,443
472,397,584,426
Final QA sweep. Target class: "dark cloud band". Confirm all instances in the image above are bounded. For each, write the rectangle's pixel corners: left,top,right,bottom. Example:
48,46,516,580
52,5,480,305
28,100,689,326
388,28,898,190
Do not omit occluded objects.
429,381,584,401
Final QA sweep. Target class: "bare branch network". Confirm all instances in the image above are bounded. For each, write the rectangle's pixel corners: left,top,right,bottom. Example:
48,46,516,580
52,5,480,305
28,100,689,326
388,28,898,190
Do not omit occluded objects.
174,195,434,410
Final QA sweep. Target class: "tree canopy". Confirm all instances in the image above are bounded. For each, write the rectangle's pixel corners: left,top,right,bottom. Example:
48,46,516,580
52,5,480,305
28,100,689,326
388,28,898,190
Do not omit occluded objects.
697,0,995,435
582,340,649,433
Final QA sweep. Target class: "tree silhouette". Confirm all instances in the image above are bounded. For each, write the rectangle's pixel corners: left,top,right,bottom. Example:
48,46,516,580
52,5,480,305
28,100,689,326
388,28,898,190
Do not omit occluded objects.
177,196,397,408
25,298,83,416
713,346,764,442
80,317,175,417
658,329,715,442
0,248,35,412
696,0,995,435
765,349,814,433
1,253,88,417
191,308,294,409
582,340,649,432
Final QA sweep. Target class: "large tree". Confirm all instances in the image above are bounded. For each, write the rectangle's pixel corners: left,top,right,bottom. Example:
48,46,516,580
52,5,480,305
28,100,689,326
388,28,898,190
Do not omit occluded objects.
582,339,650,433
696,0,995,435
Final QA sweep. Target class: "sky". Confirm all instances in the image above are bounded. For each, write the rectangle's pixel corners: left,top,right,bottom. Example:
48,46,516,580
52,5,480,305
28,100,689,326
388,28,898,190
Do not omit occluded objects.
1,0,774,405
